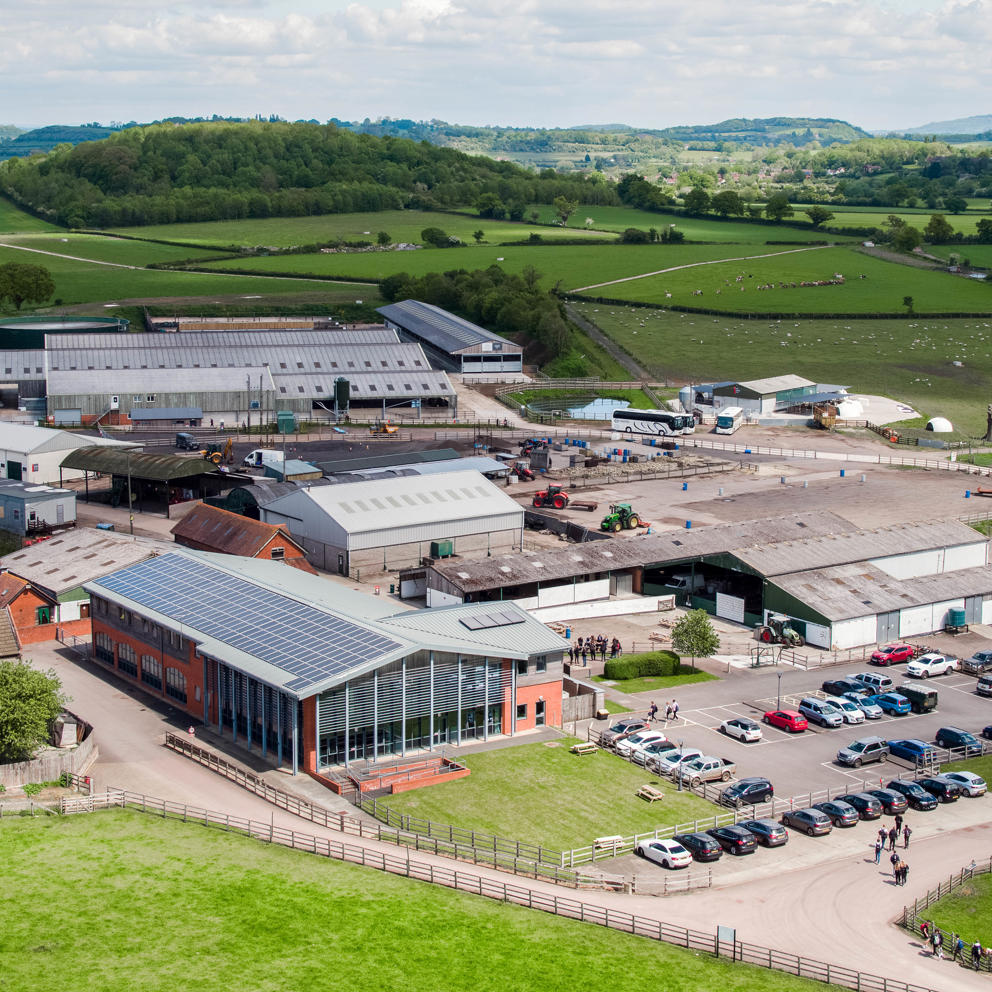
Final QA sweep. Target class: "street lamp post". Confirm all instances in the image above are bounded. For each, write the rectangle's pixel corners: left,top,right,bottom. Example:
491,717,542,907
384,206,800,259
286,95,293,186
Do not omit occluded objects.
776,671,783,710
676,739,684,792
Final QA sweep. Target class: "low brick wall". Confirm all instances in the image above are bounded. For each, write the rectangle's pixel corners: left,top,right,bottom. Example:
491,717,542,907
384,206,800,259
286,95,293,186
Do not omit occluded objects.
0,711,98,788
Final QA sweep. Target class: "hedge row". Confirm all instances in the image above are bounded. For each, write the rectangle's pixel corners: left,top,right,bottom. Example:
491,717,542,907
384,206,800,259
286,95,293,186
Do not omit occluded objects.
604,650,681,680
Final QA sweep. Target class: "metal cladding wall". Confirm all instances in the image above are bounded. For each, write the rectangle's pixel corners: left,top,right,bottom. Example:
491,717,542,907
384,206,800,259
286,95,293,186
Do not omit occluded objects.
347,510,524,551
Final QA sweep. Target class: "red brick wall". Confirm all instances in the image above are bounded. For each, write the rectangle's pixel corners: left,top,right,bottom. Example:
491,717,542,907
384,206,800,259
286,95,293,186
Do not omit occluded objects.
301,696,316,775
258,532,309,564
8,588,57,644
515,679,562,732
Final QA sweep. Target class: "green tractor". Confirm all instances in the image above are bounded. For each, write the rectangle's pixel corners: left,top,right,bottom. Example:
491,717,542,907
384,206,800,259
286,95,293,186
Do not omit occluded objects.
757,613,805,648
601,503,640,532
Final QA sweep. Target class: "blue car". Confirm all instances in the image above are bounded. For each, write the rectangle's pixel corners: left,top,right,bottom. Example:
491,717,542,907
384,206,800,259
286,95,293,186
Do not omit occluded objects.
867,692,911,715
886,738,937,762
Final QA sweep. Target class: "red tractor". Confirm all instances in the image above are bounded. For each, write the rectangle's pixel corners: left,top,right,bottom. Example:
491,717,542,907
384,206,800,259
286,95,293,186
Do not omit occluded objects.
532,484,569,510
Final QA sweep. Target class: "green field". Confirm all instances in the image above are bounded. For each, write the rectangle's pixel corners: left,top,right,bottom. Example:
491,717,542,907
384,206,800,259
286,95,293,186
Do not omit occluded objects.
791,204,991,238
505,386,656,410
0,810,830,992
928,245,992,268
380,738,717,850
572,246,992,313
0,243,376,310
199,242,799,289
0,233,237,266
108,209,611,249
575,304,992,434
0,196,63,234
924,874,992,947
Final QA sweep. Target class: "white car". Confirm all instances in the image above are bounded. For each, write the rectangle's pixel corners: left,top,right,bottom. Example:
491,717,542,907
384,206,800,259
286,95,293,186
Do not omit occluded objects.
647,747,703,777
634,838,692,869
937,771,987,797
823,696,865,725
906,653,959,678
616,729,668,759
721,717,763,742
843,691,883,719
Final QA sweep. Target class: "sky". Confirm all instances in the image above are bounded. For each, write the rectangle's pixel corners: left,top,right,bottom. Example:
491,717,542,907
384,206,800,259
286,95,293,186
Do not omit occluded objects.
3,0,990,132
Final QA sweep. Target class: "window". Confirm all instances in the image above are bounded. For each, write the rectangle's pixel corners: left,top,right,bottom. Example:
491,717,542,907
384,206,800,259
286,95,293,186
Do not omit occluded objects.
536,658,547,673
279,362,287,369
314,361,321,369
118,642,138,677
36,606,52,625
167,629,185,652
364,360,372,368
516,660,527,675
369,385,377,392
397,360,405,368
95,631,114,664
516,703,527,721
146,395,155,402
296,362,304,369
270,547,285,560
386,384,395,392
165,668,187,703
298,386,305,393
381,361,388,368
141,655,162,690
279,386,287,393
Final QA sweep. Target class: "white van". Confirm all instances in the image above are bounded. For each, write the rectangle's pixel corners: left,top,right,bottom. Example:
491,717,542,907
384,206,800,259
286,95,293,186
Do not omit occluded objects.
242,449,285,470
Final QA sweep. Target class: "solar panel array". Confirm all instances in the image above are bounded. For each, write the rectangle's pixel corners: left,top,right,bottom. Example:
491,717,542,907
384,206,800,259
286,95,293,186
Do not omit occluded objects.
97,554,404,693
459,610,526,631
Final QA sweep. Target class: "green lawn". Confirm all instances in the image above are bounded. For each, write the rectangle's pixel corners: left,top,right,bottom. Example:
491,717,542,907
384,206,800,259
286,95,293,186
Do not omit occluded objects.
575,304,992,435
791,205,991,238
924,874,992,946
0,810,830,992
594,671,718,695
603,698,633,714
942,754,992,780
928,245,992,268
381,738,718,850
573,245,992,313
0,233,236,266
107,209,611,249
0,196,63,234
506,386,656,411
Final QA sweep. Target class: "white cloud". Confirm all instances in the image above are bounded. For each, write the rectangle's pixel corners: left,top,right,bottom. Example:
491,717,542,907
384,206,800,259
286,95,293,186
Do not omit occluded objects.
2,0,990,130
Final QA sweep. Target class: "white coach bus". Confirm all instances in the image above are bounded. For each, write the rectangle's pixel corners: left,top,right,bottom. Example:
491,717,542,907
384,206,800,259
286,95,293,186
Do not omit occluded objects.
611,407,694,437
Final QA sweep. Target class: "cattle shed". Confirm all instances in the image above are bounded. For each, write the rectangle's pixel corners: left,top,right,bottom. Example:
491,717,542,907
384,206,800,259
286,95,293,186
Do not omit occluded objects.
712,374,817,414
377,300,523,374
259,469,525,574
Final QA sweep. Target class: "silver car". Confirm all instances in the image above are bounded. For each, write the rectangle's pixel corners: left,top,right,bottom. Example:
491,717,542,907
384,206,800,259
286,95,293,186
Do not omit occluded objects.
843,691,883,719
647,747,703,777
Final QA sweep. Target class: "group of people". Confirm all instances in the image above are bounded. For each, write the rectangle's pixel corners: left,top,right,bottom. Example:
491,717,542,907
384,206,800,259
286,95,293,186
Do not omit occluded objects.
919,922,986,969
873,820,912,864
646,699,680,723
567,635,622,664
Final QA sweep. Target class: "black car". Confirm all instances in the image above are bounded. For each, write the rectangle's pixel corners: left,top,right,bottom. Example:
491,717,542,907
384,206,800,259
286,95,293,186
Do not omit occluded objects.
983,725,992,741
706,825,757,856
916,776,963,803
865,788,909,815
812,799,860,827
836,792,884,819
673,831,724,862
738,818,789,847
934,726,983,756
822,677,869,697
885,779,938,811
718,776,774,808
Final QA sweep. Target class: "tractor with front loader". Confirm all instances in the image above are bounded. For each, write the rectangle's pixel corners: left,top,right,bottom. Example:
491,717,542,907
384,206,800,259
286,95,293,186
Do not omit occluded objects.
600,503,640,532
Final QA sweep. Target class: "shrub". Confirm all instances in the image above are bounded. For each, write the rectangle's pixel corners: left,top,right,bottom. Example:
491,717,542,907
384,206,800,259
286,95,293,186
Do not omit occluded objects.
604,650,680,680
23,782,42,797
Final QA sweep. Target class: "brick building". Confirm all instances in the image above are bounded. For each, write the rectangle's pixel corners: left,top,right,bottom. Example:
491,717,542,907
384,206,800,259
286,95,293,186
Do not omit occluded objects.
0,572,59,645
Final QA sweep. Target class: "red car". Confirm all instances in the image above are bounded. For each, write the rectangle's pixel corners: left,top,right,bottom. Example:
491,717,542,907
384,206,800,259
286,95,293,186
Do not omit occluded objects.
763,709,808,733
870,643,914,666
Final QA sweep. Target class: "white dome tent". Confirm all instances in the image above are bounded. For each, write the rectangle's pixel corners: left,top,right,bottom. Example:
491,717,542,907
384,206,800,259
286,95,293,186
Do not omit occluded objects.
926,417,953,433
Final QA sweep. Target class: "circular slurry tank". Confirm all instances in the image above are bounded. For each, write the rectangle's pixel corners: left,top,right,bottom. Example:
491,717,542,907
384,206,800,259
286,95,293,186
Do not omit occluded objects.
0,314,129,348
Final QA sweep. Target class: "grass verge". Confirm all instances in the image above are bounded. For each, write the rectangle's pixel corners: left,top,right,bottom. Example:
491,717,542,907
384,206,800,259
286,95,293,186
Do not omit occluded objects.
381,737,718,849
0,809,830,992
594,671,718,695
924,874,992,946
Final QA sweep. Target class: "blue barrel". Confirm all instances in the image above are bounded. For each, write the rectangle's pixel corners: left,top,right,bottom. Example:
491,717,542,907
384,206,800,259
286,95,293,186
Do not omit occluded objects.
965,490,971,498
622,454,627,463
948,608,966,628
744,448,751,454
685,520,692,529
840,469,846,478
565,627,571,639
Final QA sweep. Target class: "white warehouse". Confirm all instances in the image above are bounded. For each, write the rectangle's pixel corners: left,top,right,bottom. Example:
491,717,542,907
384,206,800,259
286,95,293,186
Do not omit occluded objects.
259,470,525,574
0,423,139,485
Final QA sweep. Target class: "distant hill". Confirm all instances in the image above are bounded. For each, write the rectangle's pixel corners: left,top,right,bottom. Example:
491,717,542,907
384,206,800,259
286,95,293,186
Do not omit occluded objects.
0,125,24,143
0,125,122,161
901,114,992,136
653,116,871,146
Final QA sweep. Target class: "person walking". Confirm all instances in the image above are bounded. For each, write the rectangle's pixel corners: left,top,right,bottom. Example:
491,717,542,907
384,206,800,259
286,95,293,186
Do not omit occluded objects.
920,920,930,941
878,827,887,848
665,702,673,722
874,838,883,864
972,940,983,970
671,699,680,721
647,701,658,722
894,813,903,834
888,826,898,851
933,929,944,960
953,933,964,962
904,824,912,849
900,861,909,886
599,639,607,662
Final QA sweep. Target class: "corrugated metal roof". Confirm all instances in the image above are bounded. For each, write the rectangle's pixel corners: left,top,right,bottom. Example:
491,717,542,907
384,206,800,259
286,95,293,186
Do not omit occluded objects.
317,448,460,473
337,456,508,479
772,563,992,621
734,519,984,577
0,480,74,503
0,351,45,378
47,366,275,395
45,329,399,351
378,300,520,356
274,370,451,399
276,469,523,535
172,504,301,557
735,374,816,394
131,407,203,421
59,447,223,481
0,424,138,454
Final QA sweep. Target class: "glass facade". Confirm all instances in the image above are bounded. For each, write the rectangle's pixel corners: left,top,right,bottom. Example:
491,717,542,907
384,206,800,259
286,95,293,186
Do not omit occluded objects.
316,652,512,768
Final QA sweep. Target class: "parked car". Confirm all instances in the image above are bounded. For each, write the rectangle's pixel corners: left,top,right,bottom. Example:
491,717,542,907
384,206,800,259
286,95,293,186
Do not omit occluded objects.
864,788,909,815
721,717,762,742
978,675,992,698
673,832,724,862
934,726,983,755
677,756,737,787
822,677,870,697
719,777,774,807
798,697,844,728
823,696,866,725
781,808,833,836
835,792,884,819
599,719,649,748
616,729,668,759
836,736,889,768
916,777,962,803
634,739,678,766
646,747,703,777
895,683,939,714
853,672,895,693
886,738,938,763
907,653,959,679
883,780,937,811
867,692,911,716
762,710,807,733
870,643,916,666
634,838,692,869
706,825,757,855
738,819,789,847
937,771,987,797
983,725,992,740
962,649,992,675
812,800,860,827
843,691,883,719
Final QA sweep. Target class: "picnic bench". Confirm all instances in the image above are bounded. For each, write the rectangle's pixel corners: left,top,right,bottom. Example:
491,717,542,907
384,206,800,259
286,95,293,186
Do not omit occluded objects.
637,784,665,803
570,742,599,756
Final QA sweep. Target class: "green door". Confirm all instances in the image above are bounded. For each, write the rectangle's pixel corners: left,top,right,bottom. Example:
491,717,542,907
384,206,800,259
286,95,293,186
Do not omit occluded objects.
7,460,22,481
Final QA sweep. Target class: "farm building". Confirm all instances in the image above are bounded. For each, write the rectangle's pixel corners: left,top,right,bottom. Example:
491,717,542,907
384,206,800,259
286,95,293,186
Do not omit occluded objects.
0,423,139,484
85,550,566,776
711,374,818,414
259,470,525,574
0,572,59,647
421,513,992,650
0,480,75,536
171,503,314,572
377,300,523,375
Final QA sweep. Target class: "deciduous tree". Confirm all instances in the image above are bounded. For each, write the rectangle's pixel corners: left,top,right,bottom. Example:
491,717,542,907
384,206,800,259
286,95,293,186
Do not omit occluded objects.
923,214,954,243
682,186,710,215
552,196,578,226
670,609,720,673
804,205,834,228
764,192,794,222
0,660,68,762
0,263,55,311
